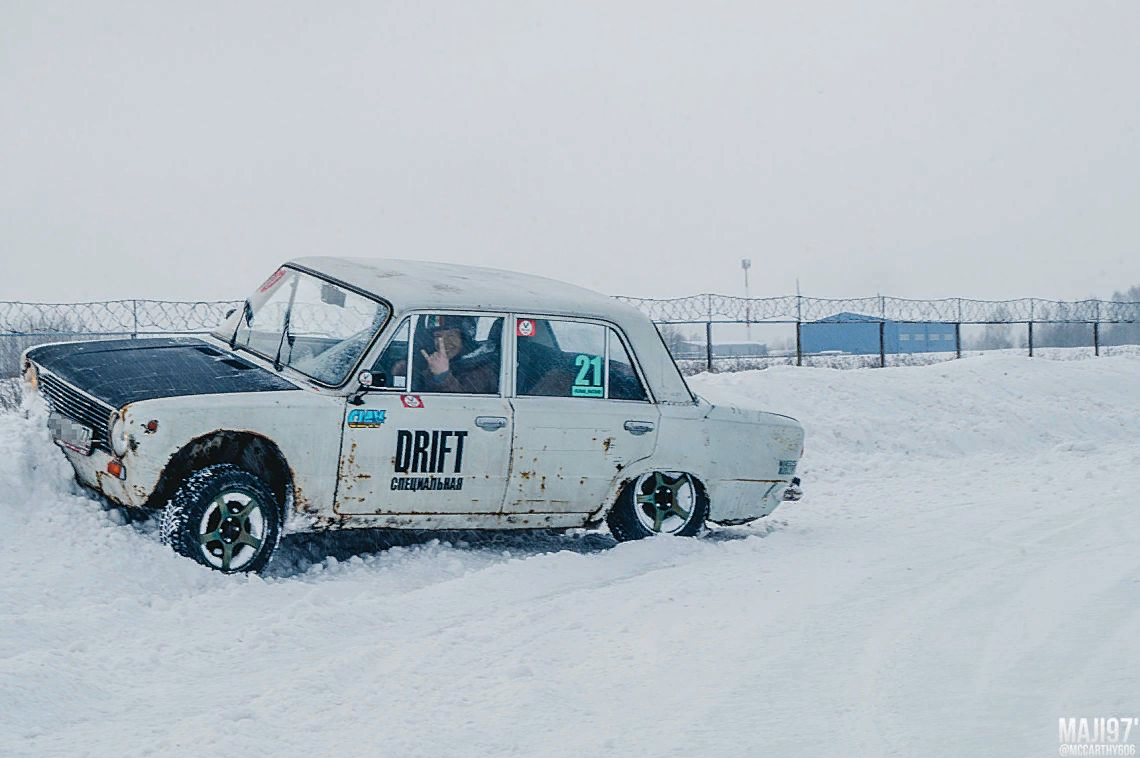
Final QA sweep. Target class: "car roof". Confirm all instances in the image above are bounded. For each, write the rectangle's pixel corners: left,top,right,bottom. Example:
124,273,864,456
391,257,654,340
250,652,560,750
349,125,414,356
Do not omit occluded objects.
287,256,695,404
290,257,636,319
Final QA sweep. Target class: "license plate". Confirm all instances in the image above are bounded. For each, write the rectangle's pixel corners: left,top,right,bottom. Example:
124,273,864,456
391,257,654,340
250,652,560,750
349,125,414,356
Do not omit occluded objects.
48,413,94,455
778,459,798,476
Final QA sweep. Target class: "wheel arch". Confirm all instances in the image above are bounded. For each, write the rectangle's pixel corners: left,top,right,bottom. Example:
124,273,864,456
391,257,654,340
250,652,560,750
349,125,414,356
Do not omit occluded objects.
147,430,294,514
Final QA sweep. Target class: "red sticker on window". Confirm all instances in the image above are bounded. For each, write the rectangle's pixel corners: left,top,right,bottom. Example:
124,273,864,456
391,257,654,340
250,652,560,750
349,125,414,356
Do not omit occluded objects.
401,395,424,409
257,268,286,293
517,319,535,337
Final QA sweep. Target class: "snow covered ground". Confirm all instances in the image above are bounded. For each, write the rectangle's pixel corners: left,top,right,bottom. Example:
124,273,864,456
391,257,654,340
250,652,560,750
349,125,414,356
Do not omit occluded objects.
2,354,1138,757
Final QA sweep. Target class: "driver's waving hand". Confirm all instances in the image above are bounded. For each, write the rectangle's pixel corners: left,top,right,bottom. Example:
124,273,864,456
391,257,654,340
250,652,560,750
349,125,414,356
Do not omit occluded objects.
416,315,500,395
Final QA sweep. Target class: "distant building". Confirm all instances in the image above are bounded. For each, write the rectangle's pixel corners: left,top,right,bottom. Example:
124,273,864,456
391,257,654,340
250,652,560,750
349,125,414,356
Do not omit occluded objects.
801,312,956,355
670,340,768,360
711,341,769,358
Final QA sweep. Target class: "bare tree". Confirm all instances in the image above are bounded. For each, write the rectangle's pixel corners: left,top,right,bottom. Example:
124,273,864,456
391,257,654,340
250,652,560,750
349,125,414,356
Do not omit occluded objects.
1035,301,1093,348
0,311,81,379
0,378,20,412
655,323,689,359
1105,285,1140,346
976,305,1014,350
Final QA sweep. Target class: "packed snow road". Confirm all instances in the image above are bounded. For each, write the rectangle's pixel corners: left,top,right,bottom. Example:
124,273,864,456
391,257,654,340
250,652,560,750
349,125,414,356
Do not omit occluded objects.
2,355,1138,757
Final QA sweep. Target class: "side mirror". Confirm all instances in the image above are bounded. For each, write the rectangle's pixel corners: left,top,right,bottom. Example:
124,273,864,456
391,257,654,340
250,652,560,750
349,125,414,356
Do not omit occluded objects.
349,370,384,405
359,370,386,389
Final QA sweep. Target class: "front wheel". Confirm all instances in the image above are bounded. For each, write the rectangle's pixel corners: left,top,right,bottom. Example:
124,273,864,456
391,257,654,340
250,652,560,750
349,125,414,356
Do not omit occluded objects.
606,471,708,542
160,463,282,574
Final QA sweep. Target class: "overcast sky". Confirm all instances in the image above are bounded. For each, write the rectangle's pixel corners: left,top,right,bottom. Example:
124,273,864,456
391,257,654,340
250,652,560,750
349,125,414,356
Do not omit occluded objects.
2,1,1138,304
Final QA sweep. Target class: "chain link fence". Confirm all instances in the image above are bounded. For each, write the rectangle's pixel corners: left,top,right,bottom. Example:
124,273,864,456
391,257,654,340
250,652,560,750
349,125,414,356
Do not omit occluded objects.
614,293,1140,323
3,294,1140,382
0,300,236,381
616,294,1140,373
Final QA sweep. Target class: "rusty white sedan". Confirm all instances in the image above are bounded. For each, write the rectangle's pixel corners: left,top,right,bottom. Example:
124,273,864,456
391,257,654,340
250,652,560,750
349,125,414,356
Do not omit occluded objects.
22,259,804,573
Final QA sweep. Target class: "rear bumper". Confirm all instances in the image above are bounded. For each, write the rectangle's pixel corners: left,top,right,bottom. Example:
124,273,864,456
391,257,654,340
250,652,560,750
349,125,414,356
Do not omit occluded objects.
706,478,799,524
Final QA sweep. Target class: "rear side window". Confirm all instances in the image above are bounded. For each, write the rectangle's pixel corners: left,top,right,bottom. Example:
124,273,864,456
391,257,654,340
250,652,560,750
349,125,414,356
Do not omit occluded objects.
607,327,648,401
515,318,648,401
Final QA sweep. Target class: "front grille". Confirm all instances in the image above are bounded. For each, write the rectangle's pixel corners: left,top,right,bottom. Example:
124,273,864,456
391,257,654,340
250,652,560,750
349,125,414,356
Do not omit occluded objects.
37,369,114,452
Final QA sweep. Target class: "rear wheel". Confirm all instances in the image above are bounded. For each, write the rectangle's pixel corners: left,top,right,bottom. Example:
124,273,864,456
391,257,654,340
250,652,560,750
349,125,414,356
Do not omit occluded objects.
160,463,282,574
607,471,708,542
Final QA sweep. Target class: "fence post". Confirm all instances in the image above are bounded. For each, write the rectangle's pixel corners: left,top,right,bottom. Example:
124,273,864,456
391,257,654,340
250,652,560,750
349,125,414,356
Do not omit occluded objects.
705,294,714,372
955,322,961,359
705,321,713,373
879,320,886,368
131,300,138,339
1028,299,1034,357
795,321,802,366
1094,300,1100,357
796,294,803,367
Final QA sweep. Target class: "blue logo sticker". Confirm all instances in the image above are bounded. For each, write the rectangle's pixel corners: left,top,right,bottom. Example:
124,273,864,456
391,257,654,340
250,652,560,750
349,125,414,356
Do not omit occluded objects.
347,409,387,428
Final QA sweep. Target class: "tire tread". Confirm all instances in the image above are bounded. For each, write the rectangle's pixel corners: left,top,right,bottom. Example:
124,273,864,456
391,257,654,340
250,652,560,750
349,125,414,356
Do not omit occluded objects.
160,463,281,573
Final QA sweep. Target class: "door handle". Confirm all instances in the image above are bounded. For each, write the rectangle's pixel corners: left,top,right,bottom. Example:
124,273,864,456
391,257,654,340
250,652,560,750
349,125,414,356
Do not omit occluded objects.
623,420,655,436
475,416,508,431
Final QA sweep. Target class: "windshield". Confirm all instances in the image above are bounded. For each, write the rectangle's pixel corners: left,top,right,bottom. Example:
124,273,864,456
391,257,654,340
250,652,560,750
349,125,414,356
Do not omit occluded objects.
215,267,390,386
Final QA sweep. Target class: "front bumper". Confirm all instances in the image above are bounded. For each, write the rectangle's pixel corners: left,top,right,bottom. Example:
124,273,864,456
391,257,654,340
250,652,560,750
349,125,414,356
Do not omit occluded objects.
57,444,146,508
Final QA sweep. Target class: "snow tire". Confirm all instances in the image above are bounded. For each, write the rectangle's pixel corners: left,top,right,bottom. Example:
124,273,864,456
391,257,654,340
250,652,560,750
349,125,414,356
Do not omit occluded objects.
607,471,709,542
160,463,282,574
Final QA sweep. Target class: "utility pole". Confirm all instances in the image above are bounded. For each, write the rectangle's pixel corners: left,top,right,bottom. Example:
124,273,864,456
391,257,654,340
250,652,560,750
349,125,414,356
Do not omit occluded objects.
741,258,752,341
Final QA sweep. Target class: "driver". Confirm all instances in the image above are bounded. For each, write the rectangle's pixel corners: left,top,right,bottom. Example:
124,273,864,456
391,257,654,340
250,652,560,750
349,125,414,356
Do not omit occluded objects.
417,315,499,394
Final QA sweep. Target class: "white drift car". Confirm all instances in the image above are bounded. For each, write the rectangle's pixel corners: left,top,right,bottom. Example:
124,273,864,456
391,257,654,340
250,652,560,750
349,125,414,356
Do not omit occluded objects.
22,259,804,573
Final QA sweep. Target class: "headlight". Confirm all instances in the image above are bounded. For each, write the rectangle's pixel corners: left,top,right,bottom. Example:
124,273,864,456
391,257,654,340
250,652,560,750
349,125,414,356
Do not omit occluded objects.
108,411,129,457
22,360,38,391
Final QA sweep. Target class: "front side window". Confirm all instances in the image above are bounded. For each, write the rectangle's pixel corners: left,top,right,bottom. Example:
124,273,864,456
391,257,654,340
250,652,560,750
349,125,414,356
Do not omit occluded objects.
227,268,389,386
408,314,504,395
515,318,648,401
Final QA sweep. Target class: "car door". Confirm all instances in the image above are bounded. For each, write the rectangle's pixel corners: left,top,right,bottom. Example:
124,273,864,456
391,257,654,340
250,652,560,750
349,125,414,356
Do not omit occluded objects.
335,313,513,516
506,317,659,514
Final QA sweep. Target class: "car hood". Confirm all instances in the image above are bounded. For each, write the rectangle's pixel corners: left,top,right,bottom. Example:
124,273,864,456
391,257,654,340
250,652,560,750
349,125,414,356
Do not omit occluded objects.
26,337,300,409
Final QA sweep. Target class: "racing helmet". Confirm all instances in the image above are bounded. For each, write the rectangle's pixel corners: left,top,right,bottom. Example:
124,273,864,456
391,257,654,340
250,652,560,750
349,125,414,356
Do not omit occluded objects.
424,314,478,342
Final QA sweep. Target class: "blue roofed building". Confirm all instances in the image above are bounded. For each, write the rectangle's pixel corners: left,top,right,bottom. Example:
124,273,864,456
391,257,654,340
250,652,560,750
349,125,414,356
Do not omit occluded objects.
801,312,957,355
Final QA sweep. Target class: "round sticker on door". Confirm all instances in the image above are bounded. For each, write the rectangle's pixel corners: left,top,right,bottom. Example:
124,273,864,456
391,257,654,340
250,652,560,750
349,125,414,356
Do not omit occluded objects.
517,319,535,337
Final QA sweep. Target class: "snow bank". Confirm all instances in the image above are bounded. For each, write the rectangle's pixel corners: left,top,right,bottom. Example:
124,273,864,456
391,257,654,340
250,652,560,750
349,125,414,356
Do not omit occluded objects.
1,354,1138,757
694,353,1140,460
